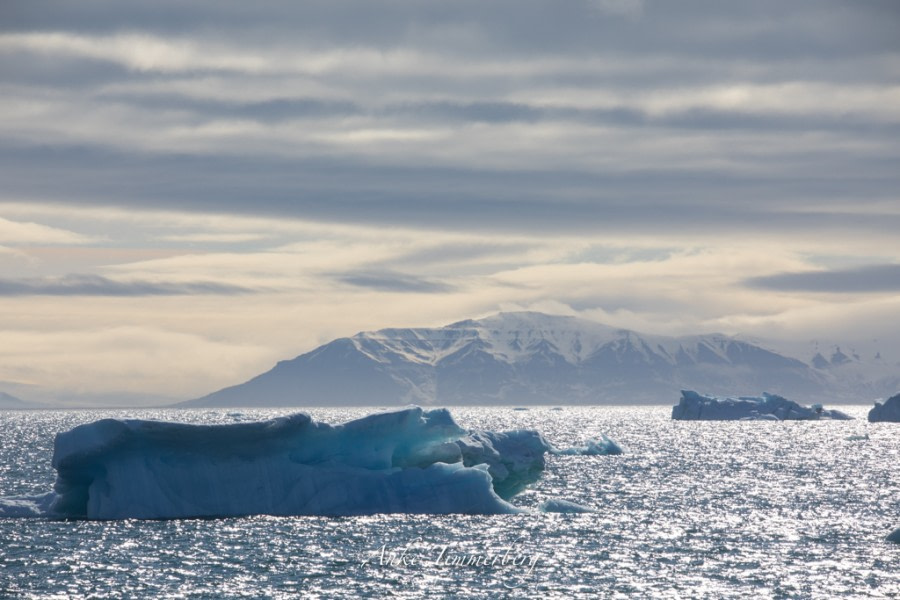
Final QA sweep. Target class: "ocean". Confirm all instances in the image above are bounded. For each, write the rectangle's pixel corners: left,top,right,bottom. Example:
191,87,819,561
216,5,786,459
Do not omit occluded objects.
1,405,898,598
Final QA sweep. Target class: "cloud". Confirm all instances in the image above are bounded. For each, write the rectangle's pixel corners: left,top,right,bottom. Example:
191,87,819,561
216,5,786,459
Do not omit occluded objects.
157,232,271,243
745,264,900,293
0,215,97,245
0,274,253,296
589,0,644,18
334,270,454,293
0,32,268,74
0,324,279,402
3,140,899,243
385,240,546,271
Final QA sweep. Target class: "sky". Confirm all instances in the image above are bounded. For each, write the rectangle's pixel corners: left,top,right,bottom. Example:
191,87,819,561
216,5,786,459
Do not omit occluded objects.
1,0,899,405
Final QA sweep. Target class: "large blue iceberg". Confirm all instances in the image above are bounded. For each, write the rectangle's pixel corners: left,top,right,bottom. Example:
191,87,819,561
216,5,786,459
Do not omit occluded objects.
868,392,900,423
672,390,853,421
0,407,618,519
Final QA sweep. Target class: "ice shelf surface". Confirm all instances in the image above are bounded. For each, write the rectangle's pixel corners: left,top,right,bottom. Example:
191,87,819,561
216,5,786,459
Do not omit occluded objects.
868,392,900,423
672,390,853,421
1,407,619,519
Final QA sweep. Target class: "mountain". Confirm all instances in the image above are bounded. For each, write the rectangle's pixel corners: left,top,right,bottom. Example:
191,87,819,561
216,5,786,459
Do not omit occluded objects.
808,346,900,401
0,391,40,409
182,312,853,407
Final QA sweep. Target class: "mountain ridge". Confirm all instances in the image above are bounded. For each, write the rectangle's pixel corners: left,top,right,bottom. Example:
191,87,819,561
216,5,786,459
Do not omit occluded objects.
181,311,893,407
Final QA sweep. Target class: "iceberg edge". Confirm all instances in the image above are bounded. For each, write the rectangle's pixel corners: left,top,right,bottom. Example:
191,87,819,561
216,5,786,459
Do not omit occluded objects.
868,392,900,423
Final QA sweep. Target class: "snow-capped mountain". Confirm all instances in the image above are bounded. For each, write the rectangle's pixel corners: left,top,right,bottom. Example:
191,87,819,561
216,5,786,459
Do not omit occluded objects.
182,312,874,407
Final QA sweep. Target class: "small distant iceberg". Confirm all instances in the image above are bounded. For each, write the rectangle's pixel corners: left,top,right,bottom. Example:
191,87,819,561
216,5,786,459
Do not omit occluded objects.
0,406,619,520
539,498,596,513
868,392,900,423
672,390,853,421
553,435,622,456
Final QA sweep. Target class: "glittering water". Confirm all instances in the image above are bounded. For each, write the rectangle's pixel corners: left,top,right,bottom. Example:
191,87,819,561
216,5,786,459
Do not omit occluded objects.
1,406,898,599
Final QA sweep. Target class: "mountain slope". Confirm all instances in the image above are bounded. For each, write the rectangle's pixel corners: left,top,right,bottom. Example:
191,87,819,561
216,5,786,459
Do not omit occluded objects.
0,391,39,409
807,346,900,400
182,312,847,407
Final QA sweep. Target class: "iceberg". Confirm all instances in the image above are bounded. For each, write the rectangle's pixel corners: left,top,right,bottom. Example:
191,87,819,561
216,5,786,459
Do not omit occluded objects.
539,498,596,513
888,528,900,544
0,407,619,520
868,392,900,423
552,435,622,456
672,390,853,421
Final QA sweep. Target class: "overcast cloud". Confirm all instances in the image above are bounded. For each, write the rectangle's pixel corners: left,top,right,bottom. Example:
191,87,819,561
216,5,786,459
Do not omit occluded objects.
1,1,898,404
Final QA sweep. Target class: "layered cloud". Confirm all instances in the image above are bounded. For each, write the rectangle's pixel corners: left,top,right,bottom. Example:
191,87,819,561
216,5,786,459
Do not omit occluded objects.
2,1,898,237
746,264,900,293
334,270,455,294
0,274,252,296
0,215,97,245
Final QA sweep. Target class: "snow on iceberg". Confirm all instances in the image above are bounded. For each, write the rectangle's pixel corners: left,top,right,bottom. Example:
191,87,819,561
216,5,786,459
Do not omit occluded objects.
0,492,56,518
0,407,619,520
868,392,900,423
672,390,853,421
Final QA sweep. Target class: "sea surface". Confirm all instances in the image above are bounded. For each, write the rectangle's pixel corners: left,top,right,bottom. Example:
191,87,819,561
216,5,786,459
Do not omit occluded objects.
0,405,898,599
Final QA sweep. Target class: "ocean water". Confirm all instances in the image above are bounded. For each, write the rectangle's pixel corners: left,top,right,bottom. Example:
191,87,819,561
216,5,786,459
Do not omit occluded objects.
0,405,898,599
